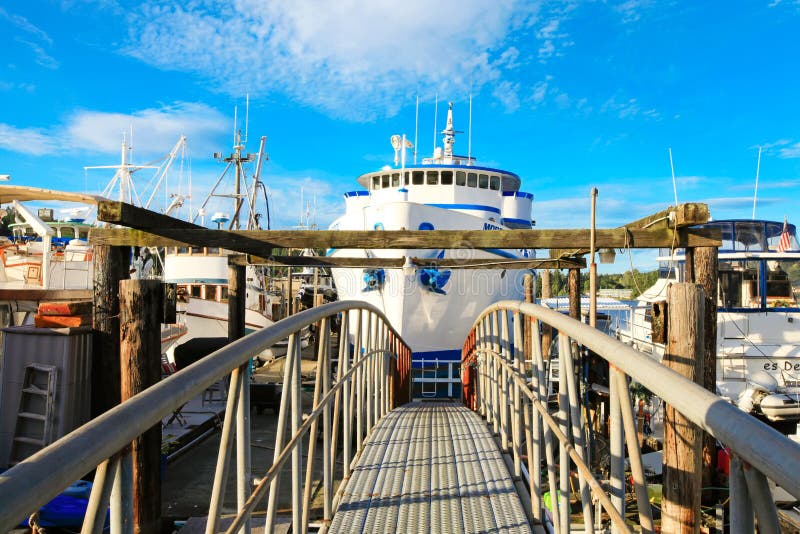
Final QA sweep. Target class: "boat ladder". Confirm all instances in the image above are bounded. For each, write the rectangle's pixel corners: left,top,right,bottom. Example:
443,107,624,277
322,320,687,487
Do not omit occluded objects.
9,363,57,466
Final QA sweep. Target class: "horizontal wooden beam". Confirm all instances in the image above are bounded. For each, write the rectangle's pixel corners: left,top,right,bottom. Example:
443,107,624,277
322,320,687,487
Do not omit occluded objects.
89,226,720,251
228,254,586,270
0,289,93,301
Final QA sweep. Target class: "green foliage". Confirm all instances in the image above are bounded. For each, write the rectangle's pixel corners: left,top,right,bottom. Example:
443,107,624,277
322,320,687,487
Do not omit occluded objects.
539,268,658,299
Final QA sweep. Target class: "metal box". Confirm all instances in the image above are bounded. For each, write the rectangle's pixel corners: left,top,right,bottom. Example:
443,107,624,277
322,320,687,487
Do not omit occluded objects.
0,326,92,467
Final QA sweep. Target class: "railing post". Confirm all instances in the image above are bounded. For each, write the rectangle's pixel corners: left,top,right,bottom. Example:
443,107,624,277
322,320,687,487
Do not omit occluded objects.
512,312,523,480
500,311,510,452
355,310,364,452
119,279,162,534
528,317,543,523
291,330,303,532
609,368,625,531
366,312,374,432
557,334,571,532
341,312,352,480
663,283,705,533
322,319,333,523
729,454,754,534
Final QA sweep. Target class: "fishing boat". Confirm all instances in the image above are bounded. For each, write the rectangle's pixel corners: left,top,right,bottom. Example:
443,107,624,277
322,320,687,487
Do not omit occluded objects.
617,218,800,421
328,102,534,398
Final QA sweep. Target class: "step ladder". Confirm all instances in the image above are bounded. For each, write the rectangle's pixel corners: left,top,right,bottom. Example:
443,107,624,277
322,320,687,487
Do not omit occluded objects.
9,364,57,466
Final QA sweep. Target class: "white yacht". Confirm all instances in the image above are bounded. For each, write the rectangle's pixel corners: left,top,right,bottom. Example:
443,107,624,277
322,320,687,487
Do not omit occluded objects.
328,102,534,398
617,218,800,421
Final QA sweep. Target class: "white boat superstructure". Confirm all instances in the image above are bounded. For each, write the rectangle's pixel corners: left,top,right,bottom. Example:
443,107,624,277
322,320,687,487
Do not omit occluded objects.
329,102,534,398
617,218,800,421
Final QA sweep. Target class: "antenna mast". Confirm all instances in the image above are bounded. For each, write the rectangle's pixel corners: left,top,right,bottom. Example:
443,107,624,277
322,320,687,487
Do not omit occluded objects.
414,95,419,165
669,147,678,206
468,93,473,164
433,93,438,154
752,146,762,220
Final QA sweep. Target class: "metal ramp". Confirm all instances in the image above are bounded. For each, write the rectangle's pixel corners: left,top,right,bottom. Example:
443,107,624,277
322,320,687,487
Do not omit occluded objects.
329,402,532,533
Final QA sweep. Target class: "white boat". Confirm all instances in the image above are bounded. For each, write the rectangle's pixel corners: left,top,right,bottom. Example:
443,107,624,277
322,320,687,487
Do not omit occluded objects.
617,218,800,421
328,102,534,398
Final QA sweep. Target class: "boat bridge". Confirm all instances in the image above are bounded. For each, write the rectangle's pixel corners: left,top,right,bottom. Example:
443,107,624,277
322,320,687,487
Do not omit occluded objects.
1,200,800,532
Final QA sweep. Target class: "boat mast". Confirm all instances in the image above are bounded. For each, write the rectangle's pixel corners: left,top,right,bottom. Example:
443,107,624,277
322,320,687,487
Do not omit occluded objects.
752,146,762,220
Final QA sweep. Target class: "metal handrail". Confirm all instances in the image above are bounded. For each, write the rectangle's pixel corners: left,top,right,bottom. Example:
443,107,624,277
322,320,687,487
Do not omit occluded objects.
0,300,410,531
462,299,800,533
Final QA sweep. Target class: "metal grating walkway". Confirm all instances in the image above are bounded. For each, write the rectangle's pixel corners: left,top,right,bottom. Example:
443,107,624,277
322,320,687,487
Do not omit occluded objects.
329,402,532,533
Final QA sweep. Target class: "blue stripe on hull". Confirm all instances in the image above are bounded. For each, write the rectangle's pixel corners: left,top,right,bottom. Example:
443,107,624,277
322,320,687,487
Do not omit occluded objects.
411,349,461,367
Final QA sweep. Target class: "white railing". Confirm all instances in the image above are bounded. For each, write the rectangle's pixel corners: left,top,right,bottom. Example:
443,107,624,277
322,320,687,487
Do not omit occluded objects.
0,300,411,533
462,300,800,533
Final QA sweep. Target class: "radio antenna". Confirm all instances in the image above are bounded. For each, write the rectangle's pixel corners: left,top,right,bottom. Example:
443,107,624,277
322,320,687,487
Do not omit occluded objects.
244,94,250,145
752,146,762,220
669,147,678,206
468,93,473,163
433,93,439,154
414,95,419,164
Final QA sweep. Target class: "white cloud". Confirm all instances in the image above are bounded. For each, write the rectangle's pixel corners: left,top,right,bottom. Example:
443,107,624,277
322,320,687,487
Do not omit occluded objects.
16,39,59,69
0,7,52,44
601,96,660,120
611,0,657,24
493,81,521,113
121,1,540,121
0,124,61,155
759,139,800,158
0,102,229,159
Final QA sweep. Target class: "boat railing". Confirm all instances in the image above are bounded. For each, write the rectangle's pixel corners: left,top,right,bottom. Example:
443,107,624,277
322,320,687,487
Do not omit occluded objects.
0,300,412,533
462,299,800,533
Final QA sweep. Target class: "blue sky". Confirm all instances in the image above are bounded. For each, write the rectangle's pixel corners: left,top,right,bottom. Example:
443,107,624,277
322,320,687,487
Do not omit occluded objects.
2,1,800,271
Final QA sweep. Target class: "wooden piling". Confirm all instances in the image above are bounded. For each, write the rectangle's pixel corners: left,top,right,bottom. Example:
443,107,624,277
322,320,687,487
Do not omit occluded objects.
685,246,719,488
228,260,246,340
119,279,163,534
540,270,552,359
92,245,129,417
662,282,704,534
568,268,581,321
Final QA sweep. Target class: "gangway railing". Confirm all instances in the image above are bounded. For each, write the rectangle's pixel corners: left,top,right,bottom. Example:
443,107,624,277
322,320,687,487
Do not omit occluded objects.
0,300,411,533
462,299,800,533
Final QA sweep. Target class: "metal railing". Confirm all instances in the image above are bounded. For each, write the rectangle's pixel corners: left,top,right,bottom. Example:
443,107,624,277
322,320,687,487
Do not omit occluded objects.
462,300,800,533
0,300,411,533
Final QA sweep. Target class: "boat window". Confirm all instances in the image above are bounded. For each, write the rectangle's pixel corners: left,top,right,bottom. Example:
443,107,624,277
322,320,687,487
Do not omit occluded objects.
718,260,762,308
478,174,489,189
190,285,202,298
372,176,380,190
178,247,189,254
220,286,229,302
766,261,794,305
391,173,400,187
382,175,390,188
734,221,766,251
191,246,203,254
441,170,453,185
412,171,424,185
426,171,438,185
456,171,466,186
404,172,410,185
766,221,798,251
467,172,478,187
207,247,220,255
60,227,76,239
489,176,500,190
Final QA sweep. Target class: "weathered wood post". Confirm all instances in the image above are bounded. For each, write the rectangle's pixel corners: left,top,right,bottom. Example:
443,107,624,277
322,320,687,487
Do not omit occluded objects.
119,279,163,534
663,282,705,533
685,246,719,488
523,274,533,359
568,268,581,321
92,245,129,417
540,270,553,359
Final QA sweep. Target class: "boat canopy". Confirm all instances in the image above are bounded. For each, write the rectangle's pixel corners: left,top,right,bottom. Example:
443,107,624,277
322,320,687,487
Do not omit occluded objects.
695,219,799,253
356,165,521,193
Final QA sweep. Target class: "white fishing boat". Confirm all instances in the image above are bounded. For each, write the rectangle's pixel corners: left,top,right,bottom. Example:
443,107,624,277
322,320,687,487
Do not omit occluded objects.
617,218,800,421
328,102,534,398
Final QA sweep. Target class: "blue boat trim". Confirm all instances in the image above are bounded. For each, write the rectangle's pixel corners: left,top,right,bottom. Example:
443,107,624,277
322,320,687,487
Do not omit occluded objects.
501,217,533,228
482,248,521,260
411,349,461,367
502,191,534,199
344,190,370,197
377,164,520,179
425,203,502,214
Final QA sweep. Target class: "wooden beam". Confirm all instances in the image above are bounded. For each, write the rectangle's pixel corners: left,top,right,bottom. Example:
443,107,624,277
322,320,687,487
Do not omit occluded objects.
0,289,94,301
227,255,586,270
90,226,720,251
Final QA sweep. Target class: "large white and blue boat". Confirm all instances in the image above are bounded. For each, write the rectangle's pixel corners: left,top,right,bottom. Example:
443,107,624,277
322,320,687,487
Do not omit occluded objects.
328,103,534,398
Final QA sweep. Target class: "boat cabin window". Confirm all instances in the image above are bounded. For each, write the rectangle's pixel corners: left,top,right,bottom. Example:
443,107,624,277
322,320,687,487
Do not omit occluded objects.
207,247,220,255
490,175,500,191
191,246,203,254
381,175,389,188
220,286,229,302
426,171,438,185
467,172,478,187
178,247,189,254
372,176,380,190
404,171,410,185
190,285,202,298
412,171,424,185
478,174,489,189
60,227,76,239
718,260,763,309
734,221,766,252
441,170,453,185
391,173,400,187
456,171,466,186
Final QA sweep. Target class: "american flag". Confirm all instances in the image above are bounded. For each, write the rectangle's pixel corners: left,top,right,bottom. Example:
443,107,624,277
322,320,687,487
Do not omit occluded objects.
777,217,792,253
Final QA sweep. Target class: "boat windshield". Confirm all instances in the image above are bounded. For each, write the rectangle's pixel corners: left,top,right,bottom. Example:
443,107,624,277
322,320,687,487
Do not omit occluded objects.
719,259,799,310
694,220,800,253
